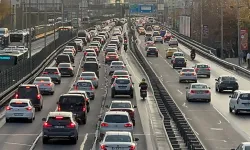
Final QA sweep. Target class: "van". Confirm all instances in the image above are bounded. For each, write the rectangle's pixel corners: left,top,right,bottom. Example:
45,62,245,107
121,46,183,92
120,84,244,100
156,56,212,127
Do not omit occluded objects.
55,54,71,66
82,61,100,77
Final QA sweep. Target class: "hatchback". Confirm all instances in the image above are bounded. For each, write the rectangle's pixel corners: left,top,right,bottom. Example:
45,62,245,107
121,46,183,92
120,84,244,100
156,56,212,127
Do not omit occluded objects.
79,72,99,88
111,78,134,98
74,80,95,100
109,61,126,75
33,77,55,95
41,67,61,84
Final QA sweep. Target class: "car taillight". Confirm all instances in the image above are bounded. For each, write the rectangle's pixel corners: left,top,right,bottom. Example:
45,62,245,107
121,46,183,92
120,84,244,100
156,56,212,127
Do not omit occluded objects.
112,76,117,78
57,105,61,111
6,106,12,110
192,73,196,75
129,145,136,150
101,122,108,127
90,86,95,90
172,56,175,58
106,56,109,59
130,84,133,87
80,77,84,80
206,68,211,70
130,111,134,117
26,107,32,111
43,122,52,128
95,48,98,51
84,52,87,55
82,107,86,112
100,144,107,150
37,94,41,100
42,72,48,74
67,122,76,128
124,123,133,127
69,68,73,70
122,66,125,68
14,93,19,98
173,61,175,63
205,90,210,93
190,90,195,94
47,83,52,86
93,77,96,80
54,72,59,74
116,56,119,59
85,98,89,102
195,68,199,71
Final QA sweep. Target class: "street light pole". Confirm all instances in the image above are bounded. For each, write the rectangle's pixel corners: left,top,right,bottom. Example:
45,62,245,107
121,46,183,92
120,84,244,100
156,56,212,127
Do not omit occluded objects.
53,0,56,48
200,0,203,44
221,0,224,59
237,0,241,66
28,0,32,70
44,0,47,49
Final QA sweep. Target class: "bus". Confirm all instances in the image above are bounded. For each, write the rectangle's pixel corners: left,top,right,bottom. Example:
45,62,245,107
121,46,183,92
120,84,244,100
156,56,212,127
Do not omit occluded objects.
9,30,29,47
82,16,90,24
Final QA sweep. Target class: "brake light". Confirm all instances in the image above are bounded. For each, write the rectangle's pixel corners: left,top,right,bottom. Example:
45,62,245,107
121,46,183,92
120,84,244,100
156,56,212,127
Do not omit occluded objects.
112,76,117,78
85,98,89,102
101,122,108,127
130,111,134,117
90,86,95,90
54,72,59,74
205,90,210,93
55,116,63,119
26,86,30,89
106,56,109,59
192,73,196,75
124,123,133,127
206,68,211,70
43,122,52,128
173,56,175,58
173,61,175,63
93,77,97,80
190,90,195,94
6,106,12,110
14,93,19,98
100,144,107,150
129,145,136,150
42,72,48,74
130,84,133,87
82,107,86,111
69,68,73,70
116,56,119,59
67,122,76,128
37,94,41,100
122,66,125,68
26,107,32,111
80,77,84,80
84,52,87,55
95,48,98,51
47,83,52,86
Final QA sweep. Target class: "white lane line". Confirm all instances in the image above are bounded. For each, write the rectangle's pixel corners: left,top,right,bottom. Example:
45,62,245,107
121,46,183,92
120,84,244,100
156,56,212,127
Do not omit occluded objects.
4,142,32,146
177,89,183,94
205,139,227,143
210,128,223,131
80,133,88,150
213,106,230,123
194,130,199,136
218,120,222,124
182,103,188,108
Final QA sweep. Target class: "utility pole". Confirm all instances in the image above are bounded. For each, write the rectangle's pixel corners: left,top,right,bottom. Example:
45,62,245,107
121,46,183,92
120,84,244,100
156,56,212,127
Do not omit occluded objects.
200,0,203,44
28,0,32,69
9,0,12,30
21,0,24,29
237,0,241,66
53,0,56,48
44,0,47,49
61,0,64,28
37,0,40,26
25,0,28,29
220,0,224,59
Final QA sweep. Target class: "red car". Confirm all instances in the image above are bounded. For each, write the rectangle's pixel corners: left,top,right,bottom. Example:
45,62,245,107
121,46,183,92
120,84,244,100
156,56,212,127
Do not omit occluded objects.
164,32,172,42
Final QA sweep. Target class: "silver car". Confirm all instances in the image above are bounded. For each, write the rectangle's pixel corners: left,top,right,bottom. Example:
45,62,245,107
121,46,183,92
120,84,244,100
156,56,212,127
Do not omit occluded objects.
99,111,133,139
186,83,211,102
41,67,61,84
74,80,95,100
33,77,55,95
179,68,197,83
109,61,126,75
85,52,97,57
171,52,184,63
193,63,211,78
85,56,98,62
111,78,134,98
169,38,178,47
154,36,163,43
111,70,131,84
99,131,139,150
78,71,99,88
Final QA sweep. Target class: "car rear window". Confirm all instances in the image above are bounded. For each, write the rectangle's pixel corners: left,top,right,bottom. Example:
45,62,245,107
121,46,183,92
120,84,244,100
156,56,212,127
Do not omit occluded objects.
104,115,129,123
239,93,250,100
10,102,28,107
68,43,76,46
105,135,131,142
111,62,123,65
182,69,194,72
57,55,69,62
197,65,209,68
81,72,95,76
90,43,98,47
86,53,96,56
114,71,128,75
59,96,85,104
83,63,98,69
86,58,96,61
107,52,117,55
106,49,116,52
35,78,50,82
93,38,100,41
111,103,131,108
58,63,70,67
175,58,185,61
86,50,94,52
76,82,92,87
110,41,118,44
17,86,38,97
44,69,58,73
47,117,71,125
221,76,236,81
148,48,156,51
191,84,207,89
174,53,183,56
116,79,130,84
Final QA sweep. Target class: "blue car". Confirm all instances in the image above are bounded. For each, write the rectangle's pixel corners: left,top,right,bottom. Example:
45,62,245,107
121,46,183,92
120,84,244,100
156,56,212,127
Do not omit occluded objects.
160,30,166,37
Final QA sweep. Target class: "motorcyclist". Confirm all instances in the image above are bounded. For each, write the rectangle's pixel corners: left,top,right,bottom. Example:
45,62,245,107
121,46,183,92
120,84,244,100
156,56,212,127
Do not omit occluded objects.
139,78,148,92
191,47,196,54
124,43,128,52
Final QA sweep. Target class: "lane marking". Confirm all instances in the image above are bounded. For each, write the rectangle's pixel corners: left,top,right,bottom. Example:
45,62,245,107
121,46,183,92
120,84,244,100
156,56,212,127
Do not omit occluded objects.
182,103,188,108
218,120,222,124
205,139,227,142
188,110,215,112
213,106,230,123
210,128,223,131
4,142,32,146
80,133,88,150
177,89,183,95
194,130,199,135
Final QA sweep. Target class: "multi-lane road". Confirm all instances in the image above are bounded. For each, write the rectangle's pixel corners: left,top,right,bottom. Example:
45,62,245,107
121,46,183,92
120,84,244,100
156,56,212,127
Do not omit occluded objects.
135,30,250,149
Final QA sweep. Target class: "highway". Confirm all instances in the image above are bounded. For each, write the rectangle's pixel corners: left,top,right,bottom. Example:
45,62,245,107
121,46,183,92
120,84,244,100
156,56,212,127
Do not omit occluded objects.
135,30,250,149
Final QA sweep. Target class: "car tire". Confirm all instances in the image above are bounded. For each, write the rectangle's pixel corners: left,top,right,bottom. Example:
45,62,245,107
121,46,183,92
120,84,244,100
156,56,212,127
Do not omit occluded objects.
229,107,233,113
194,80,197,83
28,118,33,123
235,109,240,115
42,137,49,144
87,105,90,113
132,120,135,126
82,115,87,125
218,88,223,93
156,54,158,57
146,54,148,57
111,91,115,98
37,106,41,111
207,99,211,103
71,137,78,144
5,118,10,123
207,75,210,78
173,66,175,69
95,85,98,89
51,91,54,95
179,80,182,83
58,80,61,84
130,93,134,98
186,97,190,102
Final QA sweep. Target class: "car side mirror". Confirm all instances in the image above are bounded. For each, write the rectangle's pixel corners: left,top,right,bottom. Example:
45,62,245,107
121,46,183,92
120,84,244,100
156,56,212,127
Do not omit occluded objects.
185,87,188,89
133,105,137,108
42,118,46,121
229,95,232,98
105,105,109,108
134,138,139,141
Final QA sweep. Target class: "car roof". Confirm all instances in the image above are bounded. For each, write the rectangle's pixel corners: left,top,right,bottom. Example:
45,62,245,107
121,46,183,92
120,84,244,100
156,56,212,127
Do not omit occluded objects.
77,80,92,83
105,131,132,136
148,47,157,48
81,71,95,74
111,100,132,104
48,111,72,117
86,56,97,58
190,83,208,86
59,63,71,65
68,90,87,94
182,68,194,70
114,70,128,73
111,61,123,63
35,77,51,80
45,67,58,69
86,52,96,54
60,93,84,97
115,77,130,80
196,63,208,65
10,99,31,103
105,111,129,115
219,75,235,77
84,61,98,64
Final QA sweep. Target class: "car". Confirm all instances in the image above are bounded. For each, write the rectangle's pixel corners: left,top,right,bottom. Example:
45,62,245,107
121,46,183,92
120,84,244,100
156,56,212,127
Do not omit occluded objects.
172,56,186,68
90,41,102,49
79,71,99,88
179,68,197,83
105,52,119,64
215,75,239,93
74,80,95,100
84,49,96,57
74,39,83,51
99,131,139,150
82,61,100,78
15,84,43,111
42,112,79,144
153,31,160,36
106,101,137,126
164,32,172,41
192,63,211,78
88,46,100,55
111,70,131,84
99,111,133,139
63,49,76,56
231,142,250,150
169,38,178,47
98,35,106,44
145,41,155,50
109,40,120,49
68,90,90,112
65,46,77,54
55,54,71,66
166,47,178,58
78,37,87,45
109,61,126,75
171,51,184,63
92,37,102,44
41,67,61,84
99,32,109,39
229,90,250,114
107,44,118,50
58,63,75,76
104,47,117,55
111,78,134,98
5,99,35,123
153,25,160,31
84,56,98,62
85,52,97,57
185,83,211,102
138,27,145,35
62,52,74,63
33,77,55,95
146,47,158,57
57,94,88,124
67,42,78,53
154,36,163,43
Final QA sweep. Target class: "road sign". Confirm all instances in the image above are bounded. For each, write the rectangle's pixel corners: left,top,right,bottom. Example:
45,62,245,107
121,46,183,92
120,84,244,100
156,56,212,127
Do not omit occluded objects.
129,4,156,13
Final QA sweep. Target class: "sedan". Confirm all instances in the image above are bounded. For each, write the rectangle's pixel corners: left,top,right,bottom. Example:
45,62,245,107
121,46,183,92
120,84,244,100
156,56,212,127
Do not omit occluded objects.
186,83,211,102
179,68,197,83
78,71,99,88
109,61,126,75
111,70,131,84
146,47,158,57
154,36,163,43
193,63,211,78
58,63,75,77
171,52,184,63
85,52,97,57
105,52,119,64
33,77,55,95
215,75,239,93
99,131,139,150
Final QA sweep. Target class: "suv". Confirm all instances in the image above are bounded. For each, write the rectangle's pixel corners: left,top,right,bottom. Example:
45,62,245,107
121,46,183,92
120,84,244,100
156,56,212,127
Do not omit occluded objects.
111,78,134,98
82,61,100,78
229,90,250,115
41,67,61,84
42,112,79,144
15,84,43,111
55,54,71,66
146,47,158,57
57,94,87,124
172,56,186,69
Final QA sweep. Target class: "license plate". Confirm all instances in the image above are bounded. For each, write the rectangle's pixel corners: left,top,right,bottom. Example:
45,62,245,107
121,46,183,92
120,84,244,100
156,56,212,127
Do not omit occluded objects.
185,74,191,76
112,148,123,150
54,126,64,128
14,113,23,116
197,92,203,94
119,86,126,88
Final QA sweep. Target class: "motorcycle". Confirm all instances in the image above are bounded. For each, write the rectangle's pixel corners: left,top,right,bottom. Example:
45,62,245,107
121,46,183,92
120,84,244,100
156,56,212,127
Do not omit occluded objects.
190,53,196,60
140,90,147,100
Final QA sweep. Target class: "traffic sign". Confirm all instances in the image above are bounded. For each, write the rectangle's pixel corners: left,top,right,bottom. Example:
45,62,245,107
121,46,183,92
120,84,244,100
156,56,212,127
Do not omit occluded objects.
129,4,156,14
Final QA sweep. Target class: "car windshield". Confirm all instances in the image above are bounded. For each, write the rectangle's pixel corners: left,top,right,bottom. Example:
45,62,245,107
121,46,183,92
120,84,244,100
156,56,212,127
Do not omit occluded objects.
87,53,96,56
58,63,70,67
114,71,128,75
112,62,123,66
191,84,208,89
105,135,131,142
104,115,129,123
111,103,131,108
81,73,94,76
35,78,50,82
174,53,183,56
59,96,85,104
76,82,92,87
47,117,71,126
221,76,236,81
182,69,194,72
197,64,209,68
239,93,250,100
116,79,130,84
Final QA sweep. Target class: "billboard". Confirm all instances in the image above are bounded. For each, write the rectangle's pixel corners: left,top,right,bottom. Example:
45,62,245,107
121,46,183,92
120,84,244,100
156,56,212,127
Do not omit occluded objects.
240,29,248,51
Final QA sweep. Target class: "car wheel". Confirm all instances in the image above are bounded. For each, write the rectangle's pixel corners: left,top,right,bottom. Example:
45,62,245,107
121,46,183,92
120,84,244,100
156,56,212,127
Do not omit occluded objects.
146,54,148,57
207,99,211,103
5,118,10,123
95,85,98,89
71,137,78,144
82,115,87,124
28,118,33,123
37,106,41,111
51,91,54,95
156,54,158,57
87,105,90,113
194,80,197,83
186,97,190,102
218,88,223,93
207,75,210,78
132,120,135,126
111,91,115,98
58,80,61,84
130,93,134,98
179,80,182,83
235,109,240,115
42,137,49,144
173,66,175,69
229,107,233,113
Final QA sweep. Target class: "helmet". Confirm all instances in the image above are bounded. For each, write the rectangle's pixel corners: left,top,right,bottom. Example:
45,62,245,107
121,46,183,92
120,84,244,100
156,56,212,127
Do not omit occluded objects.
142,78,146,82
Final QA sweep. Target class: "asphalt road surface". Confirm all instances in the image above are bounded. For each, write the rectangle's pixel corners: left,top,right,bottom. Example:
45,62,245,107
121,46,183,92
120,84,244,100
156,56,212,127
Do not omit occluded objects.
135,31,250,149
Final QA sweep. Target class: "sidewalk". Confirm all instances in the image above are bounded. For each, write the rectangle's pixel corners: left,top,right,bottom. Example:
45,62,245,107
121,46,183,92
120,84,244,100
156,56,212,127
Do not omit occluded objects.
225,57,248,69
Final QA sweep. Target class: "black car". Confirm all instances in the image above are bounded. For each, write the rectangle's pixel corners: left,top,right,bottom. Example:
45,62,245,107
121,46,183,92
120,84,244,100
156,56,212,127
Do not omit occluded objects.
215,75,239,93
55,54,71,66
67,42,78,53
15,84,43,111
146,47,158,57
58,63,75,76
172,57,186,68
57,94,87,124
82,61,100,77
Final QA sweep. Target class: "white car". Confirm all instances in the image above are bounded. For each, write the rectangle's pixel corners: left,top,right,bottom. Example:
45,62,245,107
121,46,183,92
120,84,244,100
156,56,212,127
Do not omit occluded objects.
186,83,211,102
229,90,250,115
179,68,197,83
74,39,83,48
232,142,250,150
85,56,98,62
109,61,126,75
5,99,35,123
171,52,184,63
33,77,55,95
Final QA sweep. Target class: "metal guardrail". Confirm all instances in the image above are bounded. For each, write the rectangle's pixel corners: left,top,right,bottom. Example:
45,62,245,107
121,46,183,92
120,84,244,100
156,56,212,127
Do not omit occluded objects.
167,28,250,76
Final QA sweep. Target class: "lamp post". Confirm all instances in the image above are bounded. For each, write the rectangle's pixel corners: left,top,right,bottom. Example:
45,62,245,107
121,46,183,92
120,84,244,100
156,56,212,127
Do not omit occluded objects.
221,0,224,59
200,0,203,44
236,0,241,66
